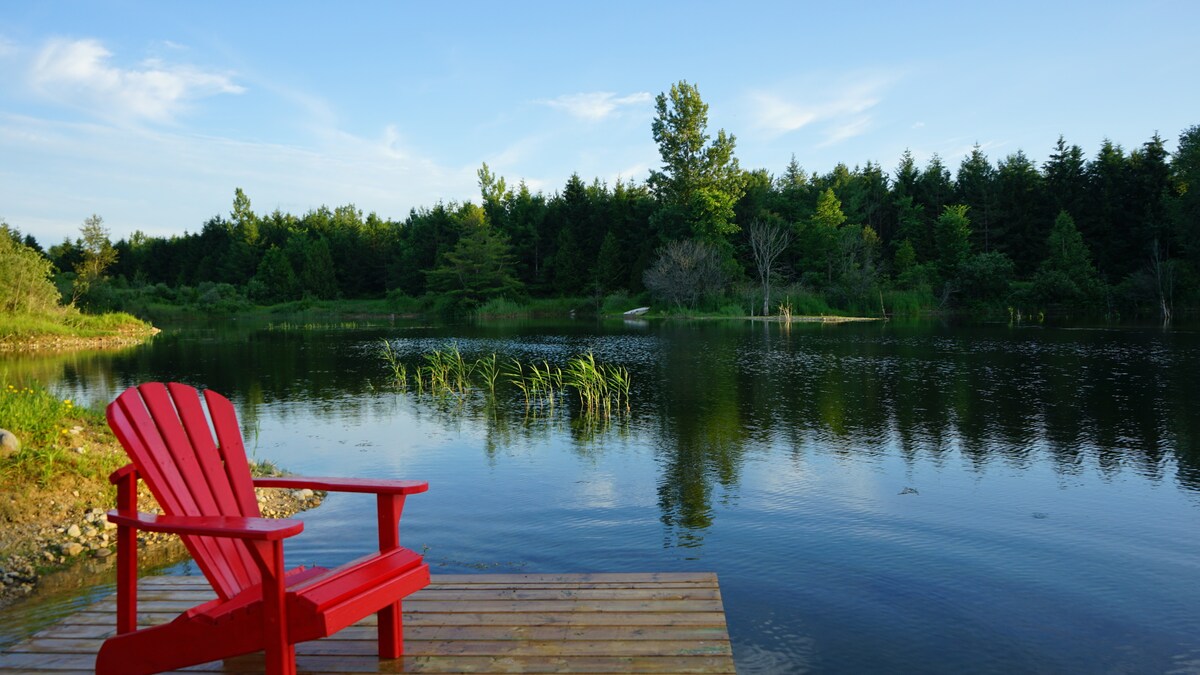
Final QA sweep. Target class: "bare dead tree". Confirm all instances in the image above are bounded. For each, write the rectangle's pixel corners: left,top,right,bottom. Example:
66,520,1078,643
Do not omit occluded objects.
1150,237,1173,326
748,220,794,315
643,239,727,310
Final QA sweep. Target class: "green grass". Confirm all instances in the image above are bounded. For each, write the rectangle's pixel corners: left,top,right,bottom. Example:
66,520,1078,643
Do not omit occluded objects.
476,296,593,319
883,288,937,317
0,310,153,341
0,380,124,485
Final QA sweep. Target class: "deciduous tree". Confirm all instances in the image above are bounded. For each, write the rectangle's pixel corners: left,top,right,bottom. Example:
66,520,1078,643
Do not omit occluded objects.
649,81,746,247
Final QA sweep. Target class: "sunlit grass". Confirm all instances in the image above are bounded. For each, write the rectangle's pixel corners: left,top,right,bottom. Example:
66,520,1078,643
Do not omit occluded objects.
0,380,124,485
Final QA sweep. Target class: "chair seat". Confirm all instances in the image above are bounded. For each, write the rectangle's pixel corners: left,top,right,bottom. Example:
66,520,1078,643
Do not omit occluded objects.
290,547,429,640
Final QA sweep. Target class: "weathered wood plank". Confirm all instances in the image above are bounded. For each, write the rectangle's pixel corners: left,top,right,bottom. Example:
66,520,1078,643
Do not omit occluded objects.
0,573,735,674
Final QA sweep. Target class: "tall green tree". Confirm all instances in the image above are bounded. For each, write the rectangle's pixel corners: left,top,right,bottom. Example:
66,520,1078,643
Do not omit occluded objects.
73,214,118,306
648,81,746,246
993,151,1046,275
955,145,996,253
935,204,972,283
1172,126,1200,281
1042,137,1088,223
803,188,847,285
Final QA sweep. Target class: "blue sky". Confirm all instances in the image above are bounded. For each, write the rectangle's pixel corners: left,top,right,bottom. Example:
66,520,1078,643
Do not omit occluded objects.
2,1,1196,244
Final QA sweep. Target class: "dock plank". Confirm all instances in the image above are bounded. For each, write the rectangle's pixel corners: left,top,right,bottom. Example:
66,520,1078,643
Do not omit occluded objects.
0,573,736,674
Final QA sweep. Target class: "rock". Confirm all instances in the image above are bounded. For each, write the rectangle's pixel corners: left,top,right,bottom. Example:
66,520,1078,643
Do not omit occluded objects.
0,429,18,457
94,548,112,558
298,489,314,500
66,524,81,538
84,526,98,538
62,542,84,556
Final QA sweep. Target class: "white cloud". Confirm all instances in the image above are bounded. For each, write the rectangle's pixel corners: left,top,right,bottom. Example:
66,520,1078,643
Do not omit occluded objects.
819,116,873,147
541,91,652,121
0,36,17,58
0,112,475,243
29,38,244,123
747,75,895,146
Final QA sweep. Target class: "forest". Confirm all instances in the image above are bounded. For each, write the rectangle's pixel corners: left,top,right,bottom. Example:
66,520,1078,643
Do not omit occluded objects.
7,81,1200,321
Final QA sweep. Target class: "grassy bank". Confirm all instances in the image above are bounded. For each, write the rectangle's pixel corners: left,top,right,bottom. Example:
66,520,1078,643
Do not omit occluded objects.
0,380,322,611
0,382,124,486
0,310,156,351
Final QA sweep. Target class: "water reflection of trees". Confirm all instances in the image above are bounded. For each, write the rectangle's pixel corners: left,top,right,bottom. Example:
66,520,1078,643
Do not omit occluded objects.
642,322,1200,547
8,321,1199,550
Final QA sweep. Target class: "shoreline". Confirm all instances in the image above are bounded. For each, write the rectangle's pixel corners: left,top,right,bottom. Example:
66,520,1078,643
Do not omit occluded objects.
0,432,323,610
0,328,160,354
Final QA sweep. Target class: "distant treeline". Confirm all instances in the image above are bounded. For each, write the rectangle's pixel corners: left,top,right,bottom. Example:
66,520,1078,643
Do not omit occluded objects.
18,82,1200,320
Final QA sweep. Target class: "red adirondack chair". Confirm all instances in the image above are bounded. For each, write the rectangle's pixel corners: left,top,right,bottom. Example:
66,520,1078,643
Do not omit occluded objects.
97,382,430,675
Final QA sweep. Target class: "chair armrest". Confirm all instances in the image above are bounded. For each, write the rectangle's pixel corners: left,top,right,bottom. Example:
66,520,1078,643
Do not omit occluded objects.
253,476,429,495
105,511,304,540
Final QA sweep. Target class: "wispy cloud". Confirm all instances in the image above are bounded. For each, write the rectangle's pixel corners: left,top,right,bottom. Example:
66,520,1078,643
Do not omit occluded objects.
541,91,651,121
747,75,895,146
0,112,476,243
0,36,17,58
29,38,244,123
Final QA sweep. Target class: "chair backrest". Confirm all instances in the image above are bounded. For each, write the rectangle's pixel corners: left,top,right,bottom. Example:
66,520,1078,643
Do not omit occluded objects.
107,382,263,600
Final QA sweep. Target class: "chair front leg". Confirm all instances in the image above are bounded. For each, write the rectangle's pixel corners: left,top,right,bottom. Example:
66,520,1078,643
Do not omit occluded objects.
248,540,296,675
376,493,407,659
113,467,139,635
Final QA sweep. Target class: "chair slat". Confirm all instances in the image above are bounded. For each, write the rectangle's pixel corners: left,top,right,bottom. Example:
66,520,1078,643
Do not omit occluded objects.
111,391,225,596
168,384,260,593
137,384,250,598
204,390,260,518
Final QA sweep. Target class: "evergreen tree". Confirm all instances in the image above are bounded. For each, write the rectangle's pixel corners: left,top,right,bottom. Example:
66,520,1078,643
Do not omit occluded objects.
804,188,847,285
1043,136,1088,223
1171,126,1200,281
426,208,522,305
1083,140,1131,280
993,151,1046,275
249,245,300,304
935,204,972,283
594,230,625,295
955,145,996,253
1033,211,1103,305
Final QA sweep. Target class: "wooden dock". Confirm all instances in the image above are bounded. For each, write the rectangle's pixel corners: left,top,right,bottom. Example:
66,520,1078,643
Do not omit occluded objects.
0,572,735,673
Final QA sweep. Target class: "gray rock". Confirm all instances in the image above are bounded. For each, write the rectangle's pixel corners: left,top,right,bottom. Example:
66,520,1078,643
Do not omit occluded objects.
66,524,81,538
94,548,112,558
0,429,18,457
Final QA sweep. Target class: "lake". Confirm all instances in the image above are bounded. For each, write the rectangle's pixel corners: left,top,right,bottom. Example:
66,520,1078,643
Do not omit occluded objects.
4,317,1200,673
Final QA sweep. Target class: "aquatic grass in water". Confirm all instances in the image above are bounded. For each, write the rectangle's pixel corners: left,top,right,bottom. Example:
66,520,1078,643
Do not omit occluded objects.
378,339,408,390
378,346,631,421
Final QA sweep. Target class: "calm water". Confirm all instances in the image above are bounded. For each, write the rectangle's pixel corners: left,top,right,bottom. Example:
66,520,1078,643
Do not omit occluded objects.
4,318,1200,673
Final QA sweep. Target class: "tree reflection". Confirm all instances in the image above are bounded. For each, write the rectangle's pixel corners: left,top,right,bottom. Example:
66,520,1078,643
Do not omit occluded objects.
9,318,1200,550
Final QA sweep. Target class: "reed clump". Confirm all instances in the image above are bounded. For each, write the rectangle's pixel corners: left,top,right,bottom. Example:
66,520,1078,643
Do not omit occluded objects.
378,344,631,419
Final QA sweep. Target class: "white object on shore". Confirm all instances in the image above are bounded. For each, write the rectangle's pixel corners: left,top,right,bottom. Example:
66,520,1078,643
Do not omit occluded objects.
623,307,650,316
